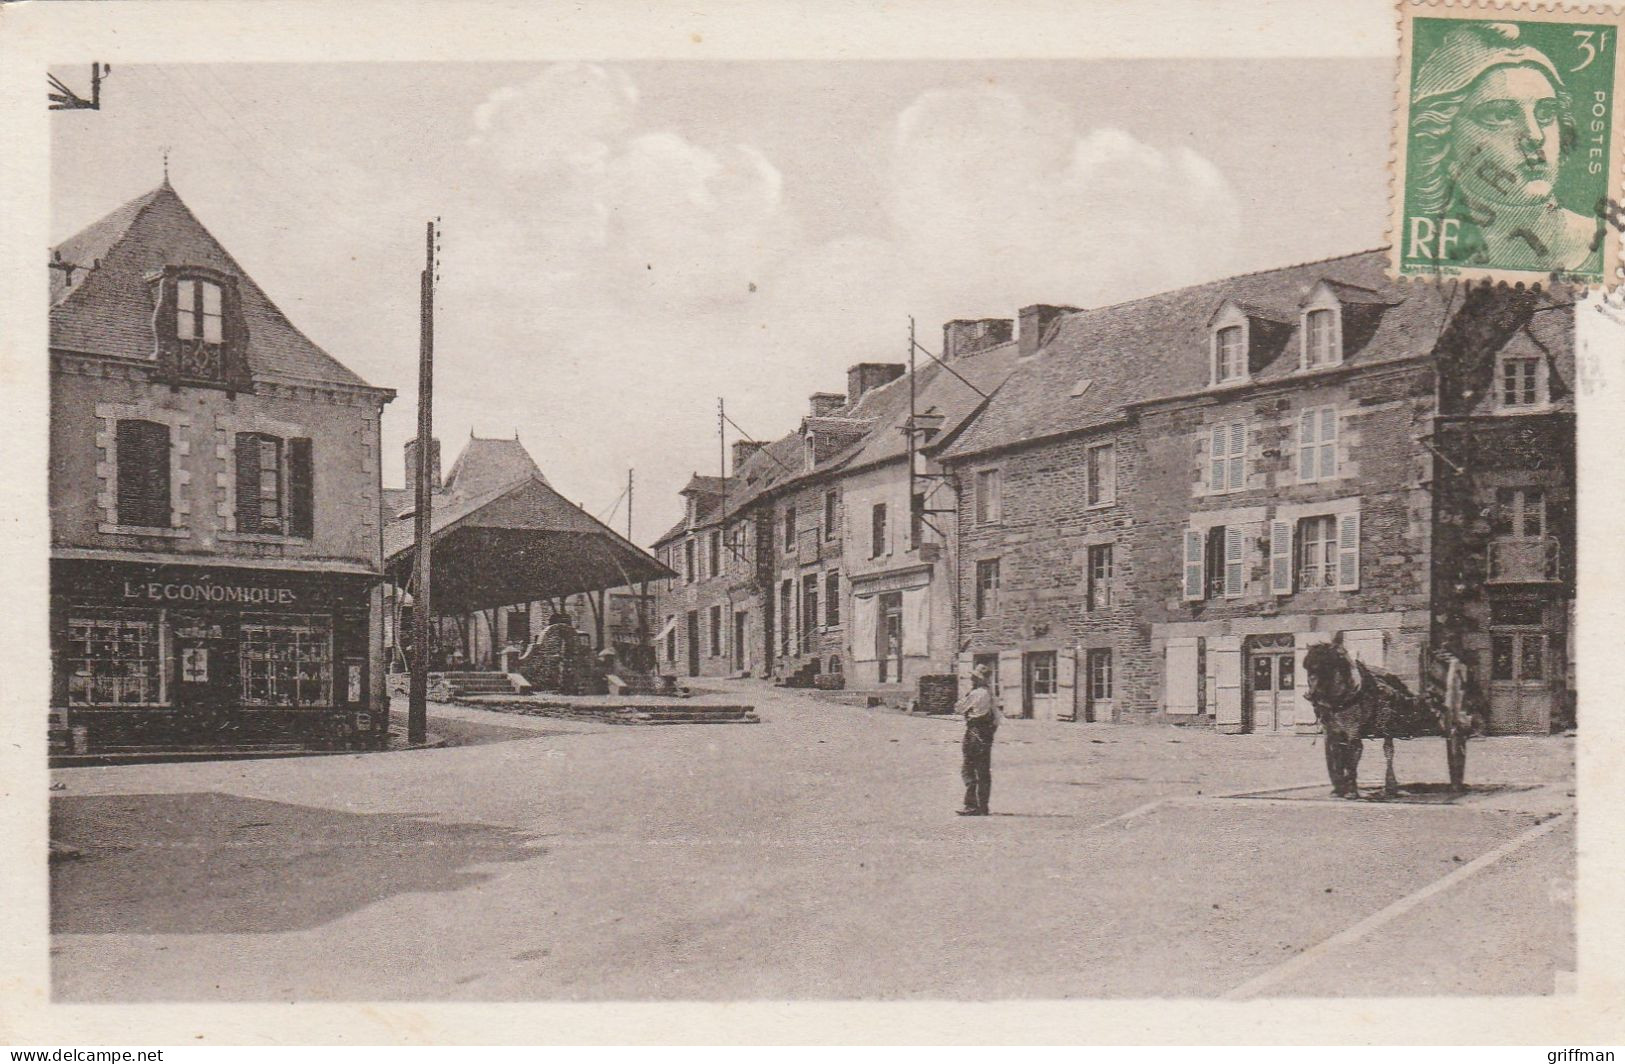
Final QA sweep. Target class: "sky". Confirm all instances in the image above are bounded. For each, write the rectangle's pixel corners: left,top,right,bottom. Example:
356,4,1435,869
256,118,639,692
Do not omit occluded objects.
49,57,1393,544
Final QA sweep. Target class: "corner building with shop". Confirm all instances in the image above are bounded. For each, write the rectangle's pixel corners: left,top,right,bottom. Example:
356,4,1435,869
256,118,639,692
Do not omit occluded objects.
48,182,395,755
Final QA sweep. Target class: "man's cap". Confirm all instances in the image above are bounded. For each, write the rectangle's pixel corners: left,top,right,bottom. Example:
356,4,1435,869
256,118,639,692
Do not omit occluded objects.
1412,21,1562,103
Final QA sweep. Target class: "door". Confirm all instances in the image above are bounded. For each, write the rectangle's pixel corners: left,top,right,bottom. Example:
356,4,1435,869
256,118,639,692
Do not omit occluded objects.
173,618,236,741
686,611,700,677
1489,630,1552,734
1023,650,1058,720
1247,651,1295,733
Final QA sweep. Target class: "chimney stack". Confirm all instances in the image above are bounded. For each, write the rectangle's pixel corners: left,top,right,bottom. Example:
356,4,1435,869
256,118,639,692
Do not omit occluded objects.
731,439,763,473
405,436,442,492
942,318,1014,361
847,362,906,406
1017,304,1079,359
809,392,846,418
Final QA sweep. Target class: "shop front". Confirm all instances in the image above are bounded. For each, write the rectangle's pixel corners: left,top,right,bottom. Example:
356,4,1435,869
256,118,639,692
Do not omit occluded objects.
50,558,381,754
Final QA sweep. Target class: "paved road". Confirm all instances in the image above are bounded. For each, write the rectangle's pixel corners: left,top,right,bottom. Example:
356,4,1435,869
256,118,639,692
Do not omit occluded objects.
49,683,1575,1001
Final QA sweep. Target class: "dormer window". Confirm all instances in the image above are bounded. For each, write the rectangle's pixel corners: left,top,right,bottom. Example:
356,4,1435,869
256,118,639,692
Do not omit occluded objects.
177,278,223,343
1499,354,1548,409
1303,307,1338,368
1214,325,1245,384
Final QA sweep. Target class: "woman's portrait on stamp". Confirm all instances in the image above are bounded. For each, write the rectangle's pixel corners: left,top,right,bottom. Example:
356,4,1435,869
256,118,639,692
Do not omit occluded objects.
1404,20,1610,276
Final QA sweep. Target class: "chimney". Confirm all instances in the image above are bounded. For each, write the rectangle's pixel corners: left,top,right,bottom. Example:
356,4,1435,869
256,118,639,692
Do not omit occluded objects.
942,318,1015,361
1018,304,1079,359
404,436,442,492
731,439,763,473
809,392,846,418
847,362,906,406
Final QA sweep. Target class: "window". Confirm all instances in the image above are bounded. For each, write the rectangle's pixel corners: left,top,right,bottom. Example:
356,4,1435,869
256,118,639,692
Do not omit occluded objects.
1297,407,1339,482
240,615,332,707
1087,648,1114,702
177,278,224,344
1188,525,1245,600
1214,325,1245,383
871,503,888,558
783,506,797,550
115,419,171,528
1297,514,1338,590
1303,308,1337,367
975,469,1002,524
684,539,696,583
1028,652,1057,696
824,491,838,541
65,612,163,706
234,432,311,537
1087,443,1116,507
975,559,1000,619
825,571,840,626
709,605,722,657
665,617,677,663
1087,544,1113,610
1494,488,1546,538
1500,356,1543,408
709,530,722,576
1209,422,1247,494
780,578,793,656
1491,632,1546,682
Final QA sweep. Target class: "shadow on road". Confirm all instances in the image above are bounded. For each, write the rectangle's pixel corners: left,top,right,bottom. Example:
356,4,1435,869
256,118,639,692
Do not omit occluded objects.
51,792,545,935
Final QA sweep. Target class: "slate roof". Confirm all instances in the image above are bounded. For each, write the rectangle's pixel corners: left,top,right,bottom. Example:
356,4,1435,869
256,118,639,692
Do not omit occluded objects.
50,182,384,391
941,249,1462,461
442,435,547,501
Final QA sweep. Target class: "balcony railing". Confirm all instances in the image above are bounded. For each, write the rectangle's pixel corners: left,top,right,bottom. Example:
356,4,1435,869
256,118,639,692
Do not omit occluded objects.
1487,536,1560,584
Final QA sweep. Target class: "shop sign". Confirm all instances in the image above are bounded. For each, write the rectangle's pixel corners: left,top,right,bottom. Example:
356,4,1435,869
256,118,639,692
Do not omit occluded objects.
123,580,296,606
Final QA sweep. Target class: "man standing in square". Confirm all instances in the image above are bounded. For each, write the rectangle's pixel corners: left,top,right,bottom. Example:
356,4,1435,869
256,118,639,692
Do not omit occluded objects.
957,664,999,816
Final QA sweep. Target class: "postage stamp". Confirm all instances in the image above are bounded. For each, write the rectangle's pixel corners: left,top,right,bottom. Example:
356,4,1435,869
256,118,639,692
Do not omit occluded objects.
1391,0,1625,287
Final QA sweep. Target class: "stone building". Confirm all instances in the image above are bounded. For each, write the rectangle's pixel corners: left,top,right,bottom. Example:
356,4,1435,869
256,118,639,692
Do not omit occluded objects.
48,181,395,755
649,471,763,678
939,251,1575,734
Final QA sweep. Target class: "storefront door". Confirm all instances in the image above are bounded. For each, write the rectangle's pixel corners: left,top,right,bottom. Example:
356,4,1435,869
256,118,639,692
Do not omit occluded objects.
173,619,237,739
1247,651,1295,733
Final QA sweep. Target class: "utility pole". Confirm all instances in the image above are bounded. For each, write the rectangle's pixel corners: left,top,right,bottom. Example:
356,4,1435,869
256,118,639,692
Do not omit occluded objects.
408,219,438,746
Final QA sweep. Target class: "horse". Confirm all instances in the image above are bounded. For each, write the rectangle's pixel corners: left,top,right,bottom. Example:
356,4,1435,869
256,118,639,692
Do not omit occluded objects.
1301,640,1476,799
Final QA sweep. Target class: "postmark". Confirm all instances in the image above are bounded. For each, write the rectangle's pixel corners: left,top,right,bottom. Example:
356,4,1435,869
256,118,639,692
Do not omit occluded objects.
1391,0,1625,287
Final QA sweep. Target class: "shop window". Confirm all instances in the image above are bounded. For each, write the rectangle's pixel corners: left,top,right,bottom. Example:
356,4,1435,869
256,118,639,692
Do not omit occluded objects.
115,419,171,528
240,615,333,707
65,612,164,706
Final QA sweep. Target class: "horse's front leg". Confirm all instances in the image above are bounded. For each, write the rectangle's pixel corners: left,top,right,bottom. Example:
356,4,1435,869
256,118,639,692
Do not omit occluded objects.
1383,736,1399,797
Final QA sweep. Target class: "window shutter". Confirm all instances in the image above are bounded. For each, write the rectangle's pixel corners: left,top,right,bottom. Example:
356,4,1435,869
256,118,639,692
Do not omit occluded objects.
1319,409,1338,479
288,437,314,538
1298,410,1316,480
1224,525,1245,597
1211,636,1243,729
1336,510,1361,590
1209,428,1225,492
1182,528,1205,601
1229,422,1246,491
1056,648,1077,722
235,432,263,534
1269,519,1293,595
1164,638,1199,714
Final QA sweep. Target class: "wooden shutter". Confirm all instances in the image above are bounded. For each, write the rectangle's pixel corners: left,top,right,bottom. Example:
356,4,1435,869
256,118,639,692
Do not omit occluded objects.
1269,519,1293,595
1211,636,1243,730
1164,638,1200,714
1223,525,1245,598
901,587,930,656
1298,410,1317,480
850,594,877,662
998,650,1023,715
1336,510,1361,590
1056,648,1077,722
1319,408,1339,479
116,420,170,528
235,432,262,533
1228,421,1246,491
1343,628,1386,669
1182,528,1205,601
1209,427,1225,492
288,437,314,538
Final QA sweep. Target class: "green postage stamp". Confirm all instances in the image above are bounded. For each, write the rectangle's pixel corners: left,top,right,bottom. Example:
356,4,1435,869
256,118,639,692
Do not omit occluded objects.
1392,0,1625,287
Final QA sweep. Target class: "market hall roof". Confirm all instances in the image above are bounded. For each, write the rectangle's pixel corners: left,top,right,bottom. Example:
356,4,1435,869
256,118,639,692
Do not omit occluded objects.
49,181,388,393
383,437,672,614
